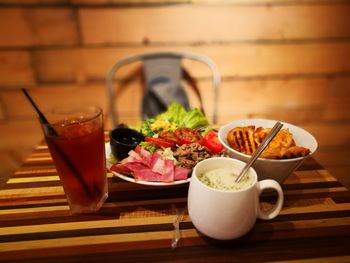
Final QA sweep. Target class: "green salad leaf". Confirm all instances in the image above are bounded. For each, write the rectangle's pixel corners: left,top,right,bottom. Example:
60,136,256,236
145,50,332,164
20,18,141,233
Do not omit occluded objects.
180,107,209,129
137,102,209,137
139,118,155,137
139,141,158,153
158,103,187,124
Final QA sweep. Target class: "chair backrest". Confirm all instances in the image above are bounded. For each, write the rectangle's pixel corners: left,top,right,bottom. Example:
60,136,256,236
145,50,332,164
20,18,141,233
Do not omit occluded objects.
106,51,221,127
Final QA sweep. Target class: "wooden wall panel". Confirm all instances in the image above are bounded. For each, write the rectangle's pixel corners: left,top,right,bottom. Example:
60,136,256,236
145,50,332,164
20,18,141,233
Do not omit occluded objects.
3,77,348,129
217,78,328,111
324,97,350,120
73,0,186,4
72,0,350,4
0,120,42,150
329,77,350,96
34,43,350,83
0,9,33,47
0,0,66,4
0,51,34,86
305,122,350,148
80,5,350,44
0,8,78,47
0,76,333,138
315,147,350,167
0,85,108,119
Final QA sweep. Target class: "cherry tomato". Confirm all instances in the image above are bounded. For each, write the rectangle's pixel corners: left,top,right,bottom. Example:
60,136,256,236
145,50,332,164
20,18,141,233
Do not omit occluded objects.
202,131,224,154
144,137,174,148
174,128,203,145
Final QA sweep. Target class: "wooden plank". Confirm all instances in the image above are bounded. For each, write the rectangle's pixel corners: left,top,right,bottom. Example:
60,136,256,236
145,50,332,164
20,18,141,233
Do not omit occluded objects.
214,78,328,123
324,96,350,120
7,176,59,184
0,85,108,119
328,76,350,96
315,147,350,167
79,5,350,44
280,202,350,215
0,8,78,47
0,51,34,86
1,215,350,244
0,120,42,150
72,0,346,6
0,0,66,4
285,170,337,184
3,76,346,123
0,97,5,122
0,186,64,200
303,122,350,148
324,166,350,190
0,78,329,121
34,43,350,83
0,216,349,260
0,216,176,236
0,230,177,255
1,0,348,5
0,151,21,187
270,255,350,263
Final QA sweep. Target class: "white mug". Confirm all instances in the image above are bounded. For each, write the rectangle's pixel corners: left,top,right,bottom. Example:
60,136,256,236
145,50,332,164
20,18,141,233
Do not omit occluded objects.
188,157,284,240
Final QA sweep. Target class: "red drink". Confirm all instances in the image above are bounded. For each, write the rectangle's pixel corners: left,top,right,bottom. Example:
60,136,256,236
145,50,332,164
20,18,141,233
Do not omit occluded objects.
43,107,108,213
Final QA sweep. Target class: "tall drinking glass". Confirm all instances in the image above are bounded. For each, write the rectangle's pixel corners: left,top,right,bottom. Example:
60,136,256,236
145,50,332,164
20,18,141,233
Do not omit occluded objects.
41,106,108,214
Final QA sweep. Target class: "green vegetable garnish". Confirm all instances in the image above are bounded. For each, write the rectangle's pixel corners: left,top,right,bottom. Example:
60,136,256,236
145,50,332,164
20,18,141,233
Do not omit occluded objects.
136,102,209,137
139,141,159,153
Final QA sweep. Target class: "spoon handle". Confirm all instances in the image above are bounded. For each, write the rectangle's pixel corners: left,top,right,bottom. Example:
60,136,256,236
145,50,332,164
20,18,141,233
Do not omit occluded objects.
235,121,284,183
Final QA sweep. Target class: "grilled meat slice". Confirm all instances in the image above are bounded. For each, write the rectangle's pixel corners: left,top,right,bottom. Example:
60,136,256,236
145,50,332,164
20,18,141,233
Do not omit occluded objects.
227,126,311,159
226,126,257,155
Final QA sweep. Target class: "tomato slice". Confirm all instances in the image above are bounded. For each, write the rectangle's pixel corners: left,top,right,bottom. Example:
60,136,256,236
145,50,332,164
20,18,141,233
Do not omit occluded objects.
158,131,179,144
202,131,224,154
174,128,203,145
144,137,174,148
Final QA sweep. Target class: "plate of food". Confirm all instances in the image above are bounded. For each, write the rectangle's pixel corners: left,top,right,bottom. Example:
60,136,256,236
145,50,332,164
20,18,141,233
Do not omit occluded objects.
106,143,192,186
106,102,225,186
218,118,318,182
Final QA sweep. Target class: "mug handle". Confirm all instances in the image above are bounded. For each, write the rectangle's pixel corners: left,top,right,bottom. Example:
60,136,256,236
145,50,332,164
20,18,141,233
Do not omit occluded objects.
256,179,284,220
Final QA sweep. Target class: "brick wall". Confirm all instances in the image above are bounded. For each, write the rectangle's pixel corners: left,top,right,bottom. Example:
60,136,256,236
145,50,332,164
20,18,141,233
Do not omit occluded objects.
0,0,349,187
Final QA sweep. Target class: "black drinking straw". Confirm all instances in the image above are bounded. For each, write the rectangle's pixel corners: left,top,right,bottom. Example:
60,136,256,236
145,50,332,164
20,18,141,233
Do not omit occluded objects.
21,88,94,200
22,89,58,137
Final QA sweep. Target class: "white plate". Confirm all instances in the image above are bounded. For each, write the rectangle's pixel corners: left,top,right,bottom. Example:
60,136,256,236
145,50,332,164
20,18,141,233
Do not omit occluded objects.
105,143,191,186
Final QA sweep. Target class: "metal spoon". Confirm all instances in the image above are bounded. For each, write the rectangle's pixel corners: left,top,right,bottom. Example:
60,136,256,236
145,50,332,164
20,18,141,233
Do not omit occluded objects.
235,121,284,183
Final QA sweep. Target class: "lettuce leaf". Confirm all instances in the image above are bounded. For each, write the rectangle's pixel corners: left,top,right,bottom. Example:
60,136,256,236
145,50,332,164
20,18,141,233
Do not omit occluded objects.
180,108,209,129
159,102,208,128
158,102,187,125
139,118,155,137
138,102,209,136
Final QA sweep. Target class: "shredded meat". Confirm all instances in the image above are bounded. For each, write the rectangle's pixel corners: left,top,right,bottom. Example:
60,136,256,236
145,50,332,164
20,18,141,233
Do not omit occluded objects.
174,143,213,169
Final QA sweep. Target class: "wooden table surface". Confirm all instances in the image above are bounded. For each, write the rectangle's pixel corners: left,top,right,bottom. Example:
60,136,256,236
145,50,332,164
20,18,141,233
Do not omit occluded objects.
1,138,350,263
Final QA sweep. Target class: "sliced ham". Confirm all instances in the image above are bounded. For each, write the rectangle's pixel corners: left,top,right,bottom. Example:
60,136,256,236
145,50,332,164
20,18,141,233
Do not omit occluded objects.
110,163,131,174
150,152,162,168
133,169,162,182
110,147,189,182
174,166,189,181
162,159,175,182
124,162,148,172
151,157,166,174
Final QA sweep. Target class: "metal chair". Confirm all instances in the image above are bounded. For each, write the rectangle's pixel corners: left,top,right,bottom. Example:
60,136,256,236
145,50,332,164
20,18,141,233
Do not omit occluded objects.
106,51,221,127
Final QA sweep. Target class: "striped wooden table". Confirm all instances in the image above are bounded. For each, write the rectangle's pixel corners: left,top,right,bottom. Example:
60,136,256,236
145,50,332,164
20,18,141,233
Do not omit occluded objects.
1,141,350,262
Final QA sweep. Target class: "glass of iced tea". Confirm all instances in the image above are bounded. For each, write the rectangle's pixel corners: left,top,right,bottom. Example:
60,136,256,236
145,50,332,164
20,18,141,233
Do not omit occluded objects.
41,106,108,214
